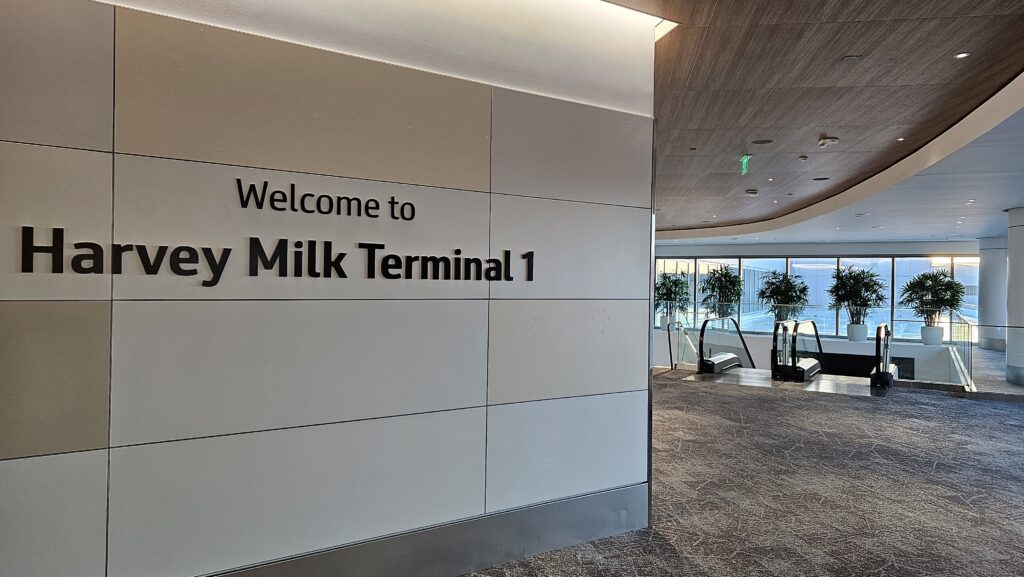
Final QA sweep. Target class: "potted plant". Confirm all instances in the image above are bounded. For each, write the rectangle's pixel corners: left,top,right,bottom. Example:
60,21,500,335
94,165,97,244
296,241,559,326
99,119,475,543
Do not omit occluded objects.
756,271,809,325
655,272,690,329
699,267,742,319
827,266,888,342
897,270,965,346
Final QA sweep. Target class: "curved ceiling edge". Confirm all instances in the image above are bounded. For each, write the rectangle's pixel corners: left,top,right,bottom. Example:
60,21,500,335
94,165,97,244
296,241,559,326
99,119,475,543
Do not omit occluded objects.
657,70,1024,241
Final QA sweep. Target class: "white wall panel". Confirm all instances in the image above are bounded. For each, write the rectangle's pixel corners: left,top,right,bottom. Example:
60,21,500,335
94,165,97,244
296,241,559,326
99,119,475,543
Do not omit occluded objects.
112,154,490,299
0,451,108,577
486,391,648,513
0,0,113,150
0,142,112,300
111,299,488,445
492,89,652,208
489,194,651,299
99,0,657,116
488,300,649,404
108,409,486,577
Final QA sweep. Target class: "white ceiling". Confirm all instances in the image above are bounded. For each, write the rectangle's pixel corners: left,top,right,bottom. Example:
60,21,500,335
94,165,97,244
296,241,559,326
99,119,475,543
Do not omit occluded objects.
662,105,1024,246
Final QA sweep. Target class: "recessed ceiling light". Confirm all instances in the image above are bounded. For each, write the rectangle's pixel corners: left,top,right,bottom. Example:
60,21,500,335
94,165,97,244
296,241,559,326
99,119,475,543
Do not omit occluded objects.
871,226,885,229
768,177,774,182
745,189,759,196
951,233,959,236
787,193,794,196
954,52,971,59
855,213,870,217
798,155,809,161
813,177,830,181
689,147,698,151
752,139,774,145
897,137,905,142
841,54,863,62
773,200,779,204
835,227,841,230
712,215,717,218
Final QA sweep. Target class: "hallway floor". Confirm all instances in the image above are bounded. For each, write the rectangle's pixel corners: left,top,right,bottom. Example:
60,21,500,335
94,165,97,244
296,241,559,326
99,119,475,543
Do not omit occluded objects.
468,372,1024,577
971,347,1024,396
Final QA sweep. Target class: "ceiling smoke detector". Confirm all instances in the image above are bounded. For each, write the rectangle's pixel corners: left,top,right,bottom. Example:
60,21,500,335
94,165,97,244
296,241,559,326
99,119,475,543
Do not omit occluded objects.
818,136,840,148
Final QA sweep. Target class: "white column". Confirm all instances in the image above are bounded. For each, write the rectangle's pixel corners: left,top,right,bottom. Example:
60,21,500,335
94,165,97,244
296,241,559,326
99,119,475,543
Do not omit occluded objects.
1007,209,1024,384
978,236,1008,351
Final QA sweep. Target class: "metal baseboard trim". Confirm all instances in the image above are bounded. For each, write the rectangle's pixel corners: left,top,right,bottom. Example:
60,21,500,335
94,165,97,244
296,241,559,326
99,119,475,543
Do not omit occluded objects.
215,483,649,577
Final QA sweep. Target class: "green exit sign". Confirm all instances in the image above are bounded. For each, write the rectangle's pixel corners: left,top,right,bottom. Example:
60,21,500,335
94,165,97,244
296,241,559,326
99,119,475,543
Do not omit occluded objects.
740,154,752,176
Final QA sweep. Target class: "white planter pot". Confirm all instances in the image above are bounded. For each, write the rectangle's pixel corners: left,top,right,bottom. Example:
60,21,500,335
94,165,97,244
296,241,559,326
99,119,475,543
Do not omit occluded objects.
847,323,868,342
921,325,943,346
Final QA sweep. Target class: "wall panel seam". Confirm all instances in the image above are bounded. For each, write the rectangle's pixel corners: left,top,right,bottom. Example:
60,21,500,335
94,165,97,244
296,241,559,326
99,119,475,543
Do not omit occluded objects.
100,390,648,452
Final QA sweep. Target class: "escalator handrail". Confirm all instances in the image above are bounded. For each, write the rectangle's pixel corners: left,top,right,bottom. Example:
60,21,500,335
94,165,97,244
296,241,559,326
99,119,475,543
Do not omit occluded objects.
698,317,756,370
790,319,825,372
875,323,892,374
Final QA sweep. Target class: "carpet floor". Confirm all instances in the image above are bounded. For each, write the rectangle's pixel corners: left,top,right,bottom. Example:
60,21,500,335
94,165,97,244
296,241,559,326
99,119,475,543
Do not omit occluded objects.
467,372,1024,577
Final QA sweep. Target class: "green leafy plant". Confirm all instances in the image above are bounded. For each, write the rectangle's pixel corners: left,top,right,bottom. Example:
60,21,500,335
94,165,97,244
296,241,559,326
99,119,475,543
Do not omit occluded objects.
699,267,742,318
655,272,690,317
756,271,809,322
827,266,887,325
897,270,965,327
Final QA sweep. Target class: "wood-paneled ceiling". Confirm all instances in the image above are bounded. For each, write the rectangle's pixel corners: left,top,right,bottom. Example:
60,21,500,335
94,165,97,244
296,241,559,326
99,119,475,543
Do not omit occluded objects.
609,0,1024,231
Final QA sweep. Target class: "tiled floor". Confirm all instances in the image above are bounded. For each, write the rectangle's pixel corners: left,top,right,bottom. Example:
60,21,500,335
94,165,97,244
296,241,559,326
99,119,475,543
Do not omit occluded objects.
467,373,1024,577
971,347,1024,396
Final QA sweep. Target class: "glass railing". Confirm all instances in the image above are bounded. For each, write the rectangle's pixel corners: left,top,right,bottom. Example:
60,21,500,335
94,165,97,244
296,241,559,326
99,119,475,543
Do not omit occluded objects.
662,316,699,369
698,317,755,374
958,323,1024,393
655,301,692,330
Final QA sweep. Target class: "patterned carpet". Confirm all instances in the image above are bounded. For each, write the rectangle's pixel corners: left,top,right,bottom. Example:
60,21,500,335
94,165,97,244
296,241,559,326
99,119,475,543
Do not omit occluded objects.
468,372,1024,577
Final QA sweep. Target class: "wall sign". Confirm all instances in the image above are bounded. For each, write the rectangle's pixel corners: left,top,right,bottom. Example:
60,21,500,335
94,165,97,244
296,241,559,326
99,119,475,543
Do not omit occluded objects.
18,178,536,288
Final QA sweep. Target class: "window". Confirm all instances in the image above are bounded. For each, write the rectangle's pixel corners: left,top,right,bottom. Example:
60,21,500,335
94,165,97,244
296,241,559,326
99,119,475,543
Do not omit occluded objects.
893,257,952,340
740,258,786,333
837,257,893,336
656,258,695,326
789,258,838,336
696,259,739,326
953,257,979,324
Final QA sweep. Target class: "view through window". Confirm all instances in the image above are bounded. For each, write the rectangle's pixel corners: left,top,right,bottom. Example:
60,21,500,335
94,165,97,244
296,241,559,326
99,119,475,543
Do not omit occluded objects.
656,254,978,340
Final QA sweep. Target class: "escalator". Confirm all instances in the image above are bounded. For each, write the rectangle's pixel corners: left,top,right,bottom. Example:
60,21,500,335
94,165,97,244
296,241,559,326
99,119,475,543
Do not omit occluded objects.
697,317,756,374
772,320,897,389
771,319,823,382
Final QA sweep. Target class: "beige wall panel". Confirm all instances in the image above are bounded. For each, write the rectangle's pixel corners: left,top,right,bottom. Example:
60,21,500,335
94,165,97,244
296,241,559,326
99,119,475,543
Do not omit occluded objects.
0,142,113,300
0,0,113,150
0,301,110,460
114,8,491,192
